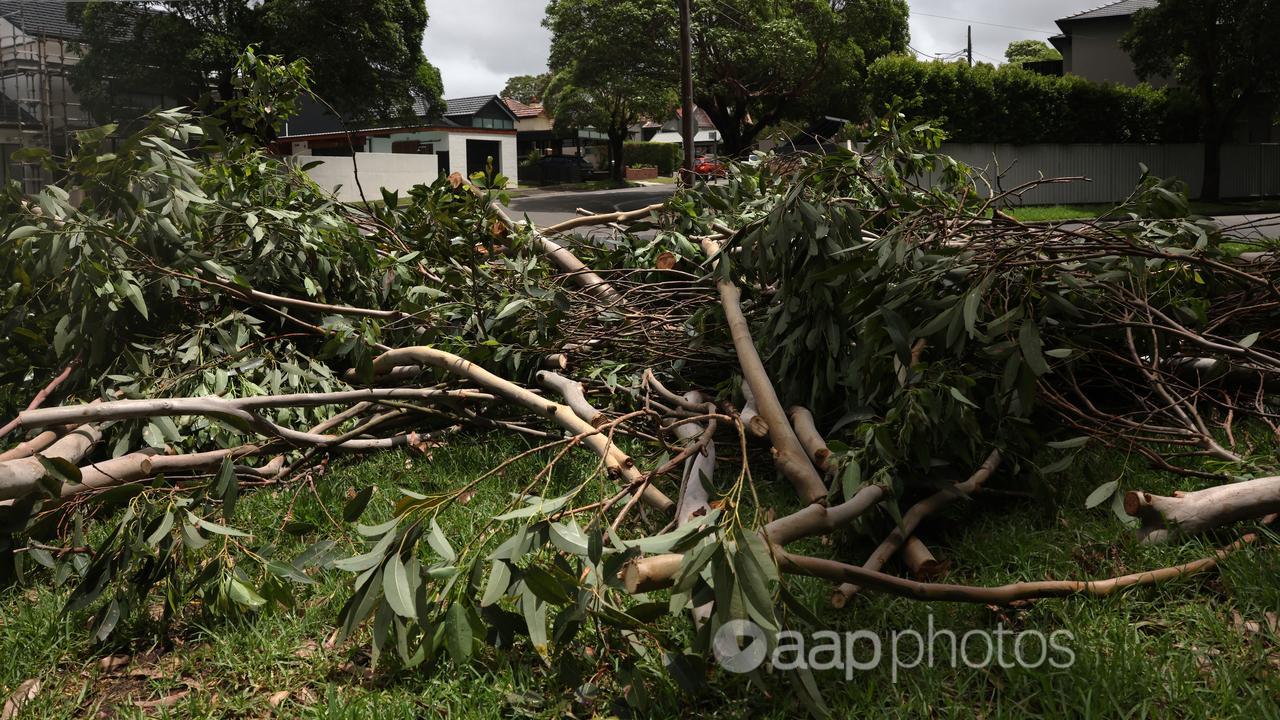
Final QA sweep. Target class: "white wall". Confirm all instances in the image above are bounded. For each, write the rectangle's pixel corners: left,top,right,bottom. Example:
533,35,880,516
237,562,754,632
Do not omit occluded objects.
364,130,518,187
296,153,439,203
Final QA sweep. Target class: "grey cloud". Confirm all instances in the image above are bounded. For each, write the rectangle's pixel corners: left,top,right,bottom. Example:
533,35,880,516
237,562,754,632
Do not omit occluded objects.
423,1,1105,98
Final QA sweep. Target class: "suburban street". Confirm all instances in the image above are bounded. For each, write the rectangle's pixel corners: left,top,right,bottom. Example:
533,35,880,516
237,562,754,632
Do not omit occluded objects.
508,184,677,229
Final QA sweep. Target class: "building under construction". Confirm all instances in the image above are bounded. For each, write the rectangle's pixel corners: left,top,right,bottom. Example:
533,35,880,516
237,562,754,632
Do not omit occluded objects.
0,0,97,194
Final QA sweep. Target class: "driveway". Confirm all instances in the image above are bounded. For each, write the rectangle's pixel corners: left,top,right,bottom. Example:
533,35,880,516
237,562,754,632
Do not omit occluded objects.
508,184,677,230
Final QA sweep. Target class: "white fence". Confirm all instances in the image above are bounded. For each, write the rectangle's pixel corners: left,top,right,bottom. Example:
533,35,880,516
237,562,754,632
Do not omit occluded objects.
293,153,440,203
924,143,1280,205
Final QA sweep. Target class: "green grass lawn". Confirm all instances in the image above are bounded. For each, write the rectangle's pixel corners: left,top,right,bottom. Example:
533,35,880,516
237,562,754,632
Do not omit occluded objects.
3,432,1279,718
1003,199,1280,223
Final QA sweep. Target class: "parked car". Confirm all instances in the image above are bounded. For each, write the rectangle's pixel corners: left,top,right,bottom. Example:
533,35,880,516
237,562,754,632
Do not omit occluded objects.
535,154,598,184
694,155,727,181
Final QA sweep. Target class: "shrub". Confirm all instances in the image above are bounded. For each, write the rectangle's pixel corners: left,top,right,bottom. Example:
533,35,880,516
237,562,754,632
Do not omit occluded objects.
865,55,1199,144
622,141,683,175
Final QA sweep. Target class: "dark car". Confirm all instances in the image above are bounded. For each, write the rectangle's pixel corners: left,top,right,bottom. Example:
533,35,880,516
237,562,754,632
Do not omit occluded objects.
535,154,598,184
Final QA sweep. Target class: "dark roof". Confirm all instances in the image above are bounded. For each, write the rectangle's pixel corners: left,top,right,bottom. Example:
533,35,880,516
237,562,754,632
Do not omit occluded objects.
0,91,39,125
0,0,82,40
443,95,518,121
1060,0,1157,22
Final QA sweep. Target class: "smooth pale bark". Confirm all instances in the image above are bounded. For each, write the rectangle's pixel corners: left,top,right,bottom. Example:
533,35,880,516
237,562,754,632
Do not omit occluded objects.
832,449,1002,607
702,238,826,505
540,203,666,237
0,430,62,462
1125,476,1280,543
19,389,489,449
738,382,769,439
0,424,102,500
372,347,673,513
787,406,831,472
672,391,714,528
625,528,1266,604
902,537,946,580
536,371,604,427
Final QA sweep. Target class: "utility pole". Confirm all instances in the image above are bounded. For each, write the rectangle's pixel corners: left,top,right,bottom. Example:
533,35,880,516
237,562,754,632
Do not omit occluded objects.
966,25,973,67
679,0,695,185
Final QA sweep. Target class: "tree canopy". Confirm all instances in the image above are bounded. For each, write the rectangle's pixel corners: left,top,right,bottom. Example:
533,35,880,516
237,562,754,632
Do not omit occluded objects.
543,0,678,181
1004,39,1061,65
1122,0,1280,199
690,0,909,156
68,0,444,123
501,73,552,105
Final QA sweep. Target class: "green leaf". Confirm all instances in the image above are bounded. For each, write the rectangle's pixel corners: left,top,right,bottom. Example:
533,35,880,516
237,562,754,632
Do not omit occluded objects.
34,454,80,496
1239,332,1260,349
145,511,175,546
494,298,530,321
180,522,209,550
1018,321,1050,376
7,225,40,241
1085,480,1119,509
383,553,418,619
1047,436,1089,450
187,511,250,537
523,565,575,605
480,561,511,607
494,495,568,521
343,486,375,522
948,386,978,409
426,518,456,563
445,603,473,664
227,578,267,607
214,456,239,522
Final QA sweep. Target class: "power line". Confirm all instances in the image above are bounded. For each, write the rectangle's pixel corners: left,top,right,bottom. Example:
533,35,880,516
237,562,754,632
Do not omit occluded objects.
909,11,1059,36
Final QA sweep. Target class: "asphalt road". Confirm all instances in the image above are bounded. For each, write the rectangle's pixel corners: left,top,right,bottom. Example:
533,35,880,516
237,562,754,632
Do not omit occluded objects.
508,184,677,229
509,185,1279,242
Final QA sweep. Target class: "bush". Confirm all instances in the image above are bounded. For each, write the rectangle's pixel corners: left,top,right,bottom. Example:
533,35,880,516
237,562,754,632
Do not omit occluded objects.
623,141,683,175
865,55,1199,144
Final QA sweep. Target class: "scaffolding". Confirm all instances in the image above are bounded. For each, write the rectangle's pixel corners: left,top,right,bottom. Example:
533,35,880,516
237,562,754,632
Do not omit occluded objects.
1,0,92,194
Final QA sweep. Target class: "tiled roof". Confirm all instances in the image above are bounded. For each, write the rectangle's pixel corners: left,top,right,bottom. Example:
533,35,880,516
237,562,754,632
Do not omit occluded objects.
0,0,83,40
1060,0,1157,22
444,95,498,117
502,97,544,118
676,105,715,129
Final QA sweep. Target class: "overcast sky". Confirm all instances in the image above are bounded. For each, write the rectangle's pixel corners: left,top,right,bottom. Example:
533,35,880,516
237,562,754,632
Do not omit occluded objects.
422,1,1105,98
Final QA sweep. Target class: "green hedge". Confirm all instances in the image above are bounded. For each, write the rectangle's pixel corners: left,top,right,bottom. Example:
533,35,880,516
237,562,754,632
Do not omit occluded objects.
623,141,683,175
865,55,1199,144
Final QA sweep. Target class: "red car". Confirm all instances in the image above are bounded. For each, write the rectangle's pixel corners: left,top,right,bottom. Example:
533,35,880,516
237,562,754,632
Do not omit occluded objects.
694,156,727,181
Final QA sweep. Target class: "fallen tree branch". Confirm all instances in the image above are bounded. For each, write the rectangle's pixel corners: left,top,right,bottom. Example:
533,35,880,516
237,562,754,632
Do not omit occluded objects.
540,203,666,237
0,423,102,500
832,449,1002,607
371,346,673,512
1125,476,1280,543
787,406,831,473
702,238,827,505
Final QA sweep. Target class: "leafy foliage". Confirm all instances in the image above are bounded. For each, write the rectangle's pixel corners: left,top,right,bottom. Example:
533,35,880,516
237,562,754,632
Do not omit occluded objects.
501,73,552,105
690,0,909,155
543,0,680,182
1004,39,1061,65
68,0,444,123
866,55,1199,144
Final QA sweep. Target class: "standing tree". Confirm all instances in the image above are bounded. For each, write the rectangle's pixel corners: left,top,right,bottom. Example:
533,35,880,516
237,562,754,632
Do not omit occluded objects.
690,0,909,156
543,0,678,182
1004,39,1062,65
502,73,552,104
1123,0,1280,200
68,0,444,123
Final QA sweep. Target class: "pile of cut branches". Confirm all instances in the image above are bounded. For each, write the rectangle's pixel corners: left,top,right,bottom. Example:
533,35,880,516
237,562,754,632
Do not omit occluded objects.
2,54,1277,714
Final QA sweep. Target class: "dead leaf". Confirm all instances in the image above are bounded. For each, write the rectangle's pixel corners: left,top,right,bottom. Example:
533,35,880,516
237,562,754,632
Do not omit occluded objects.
655,252,677,270
1231,610,1280,639
267,691,290,708
98,655,131,674
134,689,189,709
293,641,320,659
1,679,40,720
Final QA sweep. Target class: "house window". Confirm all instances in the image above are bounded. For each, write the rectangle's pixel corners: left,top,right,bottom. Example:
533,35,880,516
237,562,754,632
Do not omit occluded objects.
472,117,513,130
